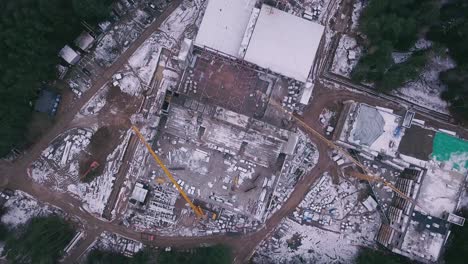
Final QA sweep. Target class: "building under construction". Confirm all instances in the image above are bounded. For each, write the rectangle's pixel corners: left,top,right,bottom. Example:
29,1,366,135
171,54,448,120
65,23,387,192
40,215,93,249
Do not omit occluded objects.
334,101,467,263
179,0,326,114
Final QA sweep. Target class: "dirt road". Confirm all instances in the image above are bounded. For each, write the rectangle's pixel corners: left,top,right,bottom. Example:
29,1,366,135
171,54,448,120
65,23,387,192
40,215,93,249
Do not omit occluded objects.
2,82,334,261
2,0,467,263
4,136,332,264
0,0,182,188
4,71,466,263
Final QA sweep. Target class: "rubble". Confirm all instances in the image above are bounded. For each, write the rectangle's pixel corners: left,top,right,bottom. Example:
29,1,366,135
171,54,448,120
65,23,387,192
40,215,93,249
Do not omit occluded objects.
30,127,132,216
91,232,144,257
254,173,381,264
266,130,319,218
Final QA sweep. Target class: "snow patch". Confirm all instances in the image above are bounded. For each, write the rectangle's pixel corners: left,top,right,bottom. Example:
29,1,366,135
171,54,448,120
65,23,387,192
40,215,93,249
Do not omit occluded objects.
118,73,142,96
128,40,162,85
67,130,132,216
1,192,52,227
351,0,364,31
80,87,109,116
394,54,455,114
331,35,362,77
256,174,380,263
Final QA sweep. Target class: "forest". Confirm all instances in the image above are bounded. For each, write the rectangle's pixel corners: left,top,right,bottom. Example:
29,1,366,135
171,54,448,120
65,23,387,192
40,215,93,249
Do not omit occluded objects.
352,0,468,120
0,216,75,263
0,0,112,157
351,0,437,91
427,0,468,120
355,247,411,264
86,245,232,264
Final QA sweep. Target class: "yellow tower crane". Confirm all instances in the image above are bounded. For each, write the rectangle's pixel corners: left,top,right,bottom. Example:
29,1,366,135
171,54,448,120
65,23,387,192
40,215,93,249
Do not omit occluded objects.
264,92,422,209
349,171,419,208
131,126,205,218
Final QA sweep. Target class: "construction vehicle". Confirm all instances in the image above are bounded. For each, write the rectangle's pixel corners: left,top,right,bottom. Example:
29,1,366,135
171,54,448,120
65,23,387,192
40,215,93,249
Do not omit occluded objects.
155,177,166,184
82,161,100,179
131,126,205,219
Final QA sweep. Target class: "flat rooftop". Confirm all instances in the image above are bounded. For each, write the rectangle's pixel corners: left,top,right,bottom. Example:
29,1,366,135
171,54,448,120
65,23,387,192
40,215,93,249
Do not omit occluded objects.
194,0,256,57
195,1,324,82
432,132,468,171
398,125,435,161
348,104,403,157
399,218,446,262
244,5,324,82
417,163,465,218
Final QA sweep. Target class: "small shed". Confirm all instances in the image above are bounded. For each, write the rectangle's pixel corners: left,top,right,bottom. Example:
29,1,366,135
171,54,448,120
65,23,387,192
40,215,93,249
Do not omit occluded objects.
130,182,149,204
59,45,81,65
281,132,299,155
300,82,315,105
34,89,61,116
362,196,378,211
74,31,95,52
177,38,193,68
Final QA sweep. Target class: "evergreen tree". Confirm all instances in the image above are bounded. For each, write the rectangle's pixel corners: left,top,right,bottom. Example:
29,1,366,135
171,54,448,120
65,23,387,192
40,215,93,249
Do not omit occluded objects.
428,0,468,120
3,216,75,263
355,247,411,264
443,209,468,264
0,0,113,156
72,0,113,23
352,0,437,92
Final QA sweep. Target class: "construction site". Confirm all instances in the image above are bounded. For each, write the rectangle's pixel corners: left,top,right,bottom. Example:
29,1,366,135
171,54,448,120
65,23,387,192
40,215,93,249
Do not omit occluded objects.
27,0,324,236
330,102,467,262
3,0,467,263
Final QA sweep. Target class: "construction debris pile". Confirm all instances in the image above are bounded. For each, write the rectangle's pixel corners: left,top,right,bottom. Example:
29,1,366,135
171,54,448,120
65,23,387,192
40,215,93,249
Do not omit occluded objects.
66,0,166,97
31,128,94,186
30,128,132,216
89,232,143,258
333,102,468,263
254,173,381,264
266,130,319,217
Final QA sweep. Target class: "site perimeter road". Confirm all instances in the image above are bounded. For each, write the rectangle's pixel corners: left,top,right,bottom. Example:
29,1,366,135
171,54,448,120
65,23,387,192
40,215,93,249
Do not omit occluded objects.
4,72,467,263
7,77,468,262
0,0,182,187
0,0,330,261
3,131,332,264
1,1,467,263
0,1,345,261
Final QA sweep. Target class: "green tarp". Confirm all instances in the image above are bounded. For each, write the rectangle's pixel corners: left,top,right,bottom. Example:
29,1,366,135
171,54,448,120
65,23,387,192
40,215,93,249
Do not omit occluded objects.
432,132,468,170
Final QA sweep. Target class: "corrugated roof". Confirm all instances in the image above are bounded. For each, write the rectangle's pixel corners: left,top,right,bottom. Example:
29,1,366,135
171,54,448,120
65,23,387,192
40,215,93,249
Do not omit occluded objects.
59,45,80,65
74,31,95,51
